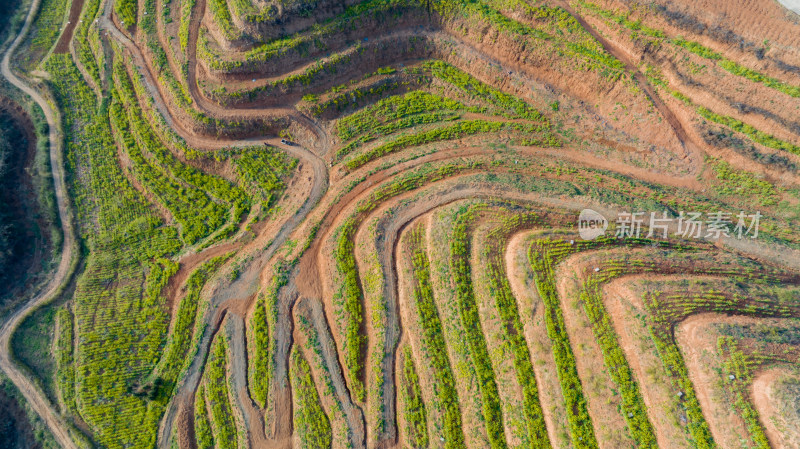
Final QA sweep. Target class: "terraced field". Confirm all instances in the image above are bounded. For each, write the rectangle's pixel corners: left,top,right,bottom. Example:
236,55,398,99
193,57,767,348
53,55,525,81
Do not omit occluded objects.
1,0,800,448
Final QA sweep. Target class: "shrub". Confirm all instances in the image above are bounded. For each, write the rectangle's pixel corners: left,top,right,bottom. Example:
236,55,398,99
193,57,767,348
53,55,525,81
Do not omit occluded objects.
450,206,509,449
194,385,215,449
400,346,429,449
115,0,138,28
204,334,237,449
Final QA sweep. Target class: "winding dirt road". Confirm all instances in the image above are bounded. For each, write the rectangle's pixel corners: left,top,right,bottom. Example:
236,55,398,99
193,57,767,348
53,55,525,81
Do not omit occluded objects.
0,0,78,448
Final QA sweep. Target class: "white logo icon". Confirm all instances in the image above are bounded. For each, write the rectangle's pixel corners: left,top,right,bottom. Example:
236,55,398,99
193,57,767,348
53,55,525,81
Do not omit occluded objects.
578,209,607,240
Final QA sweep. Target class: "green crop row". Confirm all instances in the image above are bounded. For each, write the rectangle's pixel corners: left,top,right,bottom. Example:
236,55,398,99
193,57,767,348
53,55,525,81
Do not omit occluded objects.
109,97,227,245
481,210,552,449
400,345,429,449
226,0,259,25
668,88,800,157
360,160,482,214
55,307,77,414
333,61,555,162
358,218,390,437
15,0,68,70
141,257,180,365
333,217,367,402
449,205,509,449
519,132,563,148
291,348,333,449
248,298,270,408
717,337,771,449
449,1,624,78
484,0,617,57
116,69,252,220
113,55,247,243
336,90,474,142
644,287,796,449
672,38,722,60
205,333,238,449
674,37,800,97
580,264,660,448
574,1,665,39
249,269,288,409
539,242,776,449
578,1,800,98
296,314,350,444
211,50,356,104
137,0,234,132
527,237,700,449
645,303,715,449
309,77,408,118
45,53,181,263
337,112,460,159
330,160,486,405
206,0,422,71
179,0,195,51
708,158,780,206
73,258,175,449
120,47,264,186
74,0,103,86
696,106,800,156
424,60,548,122
407,225,466,449
528,238,600,449
717,60,800,97
344,120,541,170
194,384,215,449
208,0,242,42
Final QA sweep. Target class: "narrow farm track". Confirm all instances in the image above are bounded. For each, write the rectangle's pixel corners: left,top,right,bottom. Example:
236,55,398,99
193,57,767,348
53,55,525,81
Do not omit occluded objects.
0,0,78,448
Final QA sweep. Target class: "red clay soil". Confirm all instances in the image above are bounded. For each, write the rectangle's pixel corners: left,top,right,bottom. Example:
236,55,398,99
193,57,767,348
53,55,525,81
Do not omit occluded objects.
554,0,701,164
54,0,85,53
752,367,799,449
